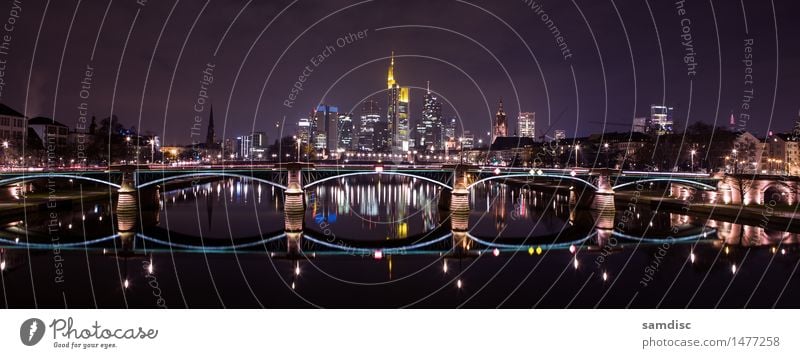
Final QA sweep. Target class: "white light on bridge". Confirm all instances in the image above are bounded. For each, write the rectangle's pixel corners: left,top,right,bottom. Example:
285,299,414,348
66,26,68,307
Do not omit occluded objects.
569,244,576,254
374,250,383,260
492,248,500,256
493,168,501,175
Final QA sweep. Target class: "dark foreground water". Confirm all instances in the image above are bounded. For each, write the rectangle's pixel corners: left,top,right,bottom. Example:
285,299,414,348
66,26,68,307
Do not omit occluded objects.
0,177,798,308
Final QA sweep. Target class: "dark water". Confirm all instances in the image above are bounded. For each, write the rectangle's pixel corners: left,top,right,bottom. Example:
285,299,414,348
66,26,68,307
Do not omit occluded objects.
0,177,798,308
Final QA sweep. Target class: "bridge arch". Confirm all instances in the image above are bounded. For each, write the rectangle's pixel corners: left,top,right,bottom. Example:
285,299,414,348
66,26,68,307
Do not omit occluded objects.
303,171,453,190
612,178,716,191
466,173,599,191
136,172,288,190
760,182,796,206
0,174,121,189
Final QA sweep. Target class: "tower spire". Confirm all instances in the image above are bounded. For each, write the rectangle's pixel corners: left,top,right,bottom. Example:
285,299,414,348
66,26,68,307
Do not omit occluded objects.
206,104,216,147
427,80,430,94
387,51,396,89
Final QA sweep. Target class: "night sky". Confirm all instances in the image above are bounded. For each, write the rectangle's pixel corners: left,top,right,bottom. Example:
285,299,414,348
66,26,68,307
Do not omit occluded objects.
1,0,799,146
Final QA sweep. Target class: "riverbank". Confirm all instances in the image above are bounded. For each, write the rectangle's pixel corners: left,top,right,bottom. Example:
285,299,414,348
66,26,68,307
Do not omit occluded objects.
616,192,800,233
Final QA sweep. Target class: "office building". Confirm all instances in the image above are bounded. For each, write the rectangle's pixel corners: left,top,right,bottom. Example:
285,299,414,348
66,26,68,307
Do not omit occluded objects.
518,112,535,139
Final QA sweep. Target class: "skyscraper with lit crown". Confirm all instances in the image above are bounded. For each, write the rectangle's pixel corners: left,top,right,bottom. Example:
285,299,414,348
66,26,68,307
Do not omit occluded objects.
386,52,410,153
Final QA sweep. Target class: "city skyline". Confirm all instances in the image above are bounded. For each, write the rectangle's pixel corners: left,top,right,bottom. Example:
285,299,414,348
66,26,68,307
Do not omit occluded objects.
0,0,798,147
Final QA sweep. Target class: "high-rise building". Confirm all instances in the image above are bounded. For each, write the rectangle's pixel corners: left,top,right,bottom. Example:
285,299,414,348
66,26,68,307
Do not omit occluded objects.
313,105,339,153
250,131,267,159
443,117,457,149
338,113,354,151
236,135,252,159
648,105,674,135
554,129,566,140
518,112,535,139
461,130,475,150
386,52,410,153
358,100,381,152
632,117,647,133
297,117,311,146
492,99,507,142
417,81,443,152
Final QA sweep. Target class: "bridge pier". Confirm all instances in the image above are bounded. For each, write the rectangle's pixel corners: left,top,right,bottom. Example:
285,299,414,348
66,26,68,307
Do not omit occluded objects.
440,164,474,212
284,163,306,243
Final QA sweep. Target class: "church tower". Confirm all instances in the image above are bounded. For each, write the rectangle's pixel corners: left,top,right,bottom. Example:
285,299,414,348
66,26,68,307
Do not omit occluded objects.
493,99,507,142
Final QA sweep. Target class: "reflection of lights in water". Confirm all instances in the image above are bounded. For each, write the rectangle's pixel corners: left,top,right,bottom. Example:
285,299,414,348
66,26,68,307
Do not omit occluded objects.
0,260,5,271
443,261,448,273
291,282,296,290
82,215,86,221
771,247,777,254
15,238,19,244
124,279,129,289
456,279,462,289
68,224,72,229
295,263,300,276
690,252,695,263
725,246,729,255
649,221,653,227
731,264,737,274
492,248,500,256
602,272,608,281
98,216,102,221
781,249,786,255
148,262,154,274
573,258,579,269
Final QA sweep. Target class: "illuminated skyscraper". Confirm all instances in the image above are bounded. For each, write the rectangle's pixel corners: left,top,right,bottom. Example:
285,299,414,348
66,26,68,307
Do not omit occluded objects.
386,52,410,153
648,104,674,135
297,117,311,146
358,99,382,152
518,112,535,139
493,99,507,142
313,105,339,153
417,81,443,152
338,113,354,151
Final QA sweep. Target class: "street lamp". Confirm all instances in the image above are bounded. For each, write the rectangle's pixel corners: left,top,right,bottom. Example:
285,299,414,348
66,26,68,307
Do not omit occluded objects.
690,149,696,172
574,145,580,168
1,141,8,169
293,135,300,161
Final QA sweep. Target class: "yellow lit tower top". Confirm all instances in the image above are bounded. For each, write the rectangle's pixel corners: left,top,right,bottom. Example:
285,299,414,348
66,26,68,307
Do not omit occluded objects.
387,51,396,89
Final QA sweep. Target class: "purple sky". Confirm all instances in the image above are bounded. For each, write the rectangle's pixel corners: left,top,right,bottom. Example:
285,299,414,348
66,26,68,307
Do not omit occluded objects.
1,0,798,145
